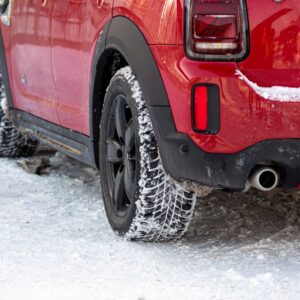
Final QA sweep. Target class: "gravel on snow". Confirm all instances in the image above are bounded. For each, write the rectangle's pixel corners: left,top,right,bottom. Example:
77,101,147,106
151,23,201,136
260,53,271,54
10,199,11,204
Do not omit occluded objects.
0,153,300,300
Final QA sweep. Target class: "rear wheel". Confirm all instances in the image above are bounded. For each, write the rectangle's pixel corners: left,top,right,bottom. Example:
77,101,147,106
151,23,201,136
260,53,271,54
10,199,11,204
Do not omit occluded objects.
100,67,197,242
0,75,37,158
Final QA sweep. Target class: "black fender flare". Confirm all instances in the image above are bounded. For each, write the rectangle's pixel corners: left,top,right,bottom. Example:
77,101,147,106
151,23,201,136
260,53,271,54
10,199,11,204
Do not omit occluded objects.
91,17,219,187
105,16,169,107
89,16,176,168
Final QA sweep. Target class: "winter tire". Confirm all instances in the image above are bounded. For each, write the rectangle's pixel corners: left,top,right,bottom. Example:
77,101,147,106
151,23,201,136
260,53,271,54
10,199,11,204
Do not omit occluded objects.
0,74,38,158
100,66,197,242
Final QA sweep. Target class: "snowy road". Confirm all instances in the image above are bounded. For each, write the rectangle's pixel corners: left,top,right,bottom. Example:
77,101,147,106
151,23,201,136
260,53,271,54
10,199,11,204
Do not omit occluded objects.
1,153,300,300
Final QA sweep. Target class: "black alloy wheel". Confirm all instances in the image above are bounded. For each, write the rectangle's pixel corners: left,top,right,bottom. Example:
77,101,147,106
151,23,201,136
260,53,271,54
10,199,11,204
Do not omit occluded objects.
100,67,197,241
105,94,137,217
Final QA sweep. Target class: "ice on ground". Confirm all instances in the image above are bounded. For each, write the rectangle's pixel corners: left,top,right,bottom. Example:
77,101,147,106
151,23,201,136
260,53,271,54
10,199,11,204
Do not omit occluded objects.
1,153,300,300
236,70,300,102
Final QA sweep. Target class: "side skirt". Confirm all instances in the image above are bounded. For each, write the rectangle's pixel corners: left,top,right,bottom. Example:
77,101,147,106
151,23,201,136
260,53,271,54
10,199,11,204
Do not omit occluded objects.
11,109,97,168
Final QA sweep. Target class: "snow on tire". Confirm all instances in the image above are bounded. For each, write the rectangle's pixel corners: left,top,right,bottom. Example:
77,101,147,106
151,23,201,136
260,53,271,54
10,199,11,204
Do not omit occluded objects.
0,74,37,158
100,66,197,242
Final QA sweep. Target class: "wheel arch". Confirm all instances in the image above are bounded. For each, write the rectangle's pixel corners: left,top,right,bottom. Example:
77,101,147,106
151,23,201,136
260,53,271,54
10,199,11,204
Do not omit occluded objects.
90,16,171,168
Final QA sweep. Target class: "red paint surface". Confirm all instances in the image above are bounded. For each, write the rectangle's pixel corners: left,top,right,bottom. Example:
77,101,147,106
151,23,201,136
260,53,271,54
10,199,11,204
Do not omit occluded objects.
1,0,299,153
238,0,300,87
51,1,112,134
151,44,300,153
9,1,60,124
113,0,184,45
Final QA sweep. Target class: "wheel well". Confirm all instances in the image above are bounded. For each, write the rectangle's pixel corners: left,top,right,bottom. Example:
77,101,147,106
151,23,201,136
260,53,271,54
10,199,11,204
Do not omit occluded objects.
90,16,171,169
91,49,127,168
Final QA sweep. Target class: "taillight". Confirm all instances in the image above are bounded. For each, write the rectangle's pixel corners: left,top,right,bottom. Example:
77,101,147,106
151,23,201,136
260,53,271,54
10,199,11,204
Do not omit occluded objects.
185,0,249,61
194,86,208,131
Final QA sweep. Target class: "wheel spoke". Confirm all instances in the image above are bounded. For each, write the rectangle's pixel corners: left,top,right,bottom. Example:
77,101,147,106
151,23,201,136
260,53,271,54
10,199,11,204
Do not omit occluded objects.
124,120,136,200
124,164,135,201
125,120,135,154
113,165,125,211
106,139,123,164
115,96,127,144
105,93,136,214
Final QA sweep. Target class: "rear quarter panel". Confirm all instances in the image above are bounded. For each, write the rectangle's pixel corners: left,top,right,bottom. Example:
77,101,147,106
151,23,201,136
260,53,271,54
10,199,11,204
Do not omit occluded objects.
113,0,184,45
238,0,300,87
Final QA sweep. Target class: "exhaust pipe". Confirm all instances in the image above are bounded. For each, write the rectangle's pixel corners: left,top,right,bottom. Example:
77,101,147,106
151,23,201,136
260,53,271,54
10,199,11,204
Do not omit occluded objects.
249,167,279,192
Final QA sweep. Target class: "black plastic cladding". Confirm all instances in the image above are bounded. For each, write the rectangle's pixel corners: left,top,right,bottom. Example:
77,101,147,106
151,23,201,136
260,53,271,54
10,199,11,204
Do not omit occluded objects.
105,17,170,107
11,109,94,166
184,0,250,62
89,17,172,167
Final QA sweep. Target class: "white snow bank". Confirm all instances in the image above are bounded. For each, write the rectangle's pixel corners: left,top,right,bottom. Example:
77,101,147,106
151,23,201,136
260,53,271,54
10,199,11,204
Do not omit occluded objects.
236,70,300,102
1,154,300,300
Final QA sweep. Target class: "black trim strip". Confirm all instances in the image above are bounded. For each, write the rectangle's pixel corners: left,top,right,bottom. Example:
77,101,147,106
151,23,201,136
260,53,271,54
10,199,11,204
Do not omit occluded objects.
11,109,95,167
0,30,14,108
89,21,112,168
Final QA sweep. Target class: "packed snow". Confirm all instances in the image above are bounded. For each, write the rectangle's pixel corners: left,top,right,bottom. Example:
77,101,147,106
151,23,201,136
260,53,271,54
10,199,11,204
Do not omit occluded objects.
1,153,300,300
236,70,300,102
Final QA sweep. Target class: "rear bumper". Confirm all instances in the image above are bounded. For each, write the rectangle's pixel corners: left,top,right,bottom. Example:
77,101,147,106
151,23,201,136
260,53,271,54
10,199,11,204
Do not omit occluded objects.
150,45,300,154
150,106,300,190
148,45,300,190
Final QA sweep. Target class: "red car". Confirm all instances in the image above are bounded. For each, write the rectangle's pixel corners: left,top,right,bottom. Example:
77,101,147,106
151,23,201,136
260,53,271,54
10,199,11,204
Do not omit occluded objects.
0,0,299,241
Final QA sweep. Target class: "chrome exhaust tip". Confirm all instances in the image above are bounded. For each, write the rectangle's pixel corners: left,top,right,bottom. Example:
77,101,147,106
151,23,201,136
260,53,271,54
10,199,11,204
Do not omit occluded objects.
249,167,279,192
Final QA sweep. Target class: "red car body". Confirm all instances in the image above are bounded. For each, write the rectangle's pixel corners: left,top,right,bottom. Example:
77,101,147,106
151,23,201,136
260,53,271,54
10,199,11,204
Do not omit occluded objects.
0,0,300,190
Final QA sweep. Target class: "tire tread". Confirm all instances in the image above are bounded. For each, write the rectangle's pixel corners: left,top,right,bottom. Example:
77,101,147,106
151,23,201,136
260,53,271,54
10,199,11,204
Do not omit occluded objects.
111,67,197,242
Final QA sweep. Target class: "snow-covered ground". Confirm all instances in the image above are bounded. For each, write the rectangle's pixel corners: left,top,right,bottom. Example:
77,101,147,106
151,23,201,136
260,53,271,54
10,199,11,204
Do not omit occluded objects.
1,153,300,300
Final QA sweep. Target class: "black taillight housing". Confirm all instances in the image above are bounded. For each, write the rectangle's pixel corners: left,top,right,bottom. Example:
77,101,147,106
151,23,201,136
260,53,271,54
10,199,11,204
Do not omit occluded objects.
185,0,249,61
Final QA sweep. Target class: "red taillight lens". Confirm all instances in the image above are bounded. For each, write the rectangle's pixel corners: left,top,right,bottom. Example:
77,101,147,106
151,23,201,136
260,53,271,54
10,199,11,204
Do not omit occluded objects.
194,15,237,40
185,0,248,60
194,86,208,131
192,84,220,134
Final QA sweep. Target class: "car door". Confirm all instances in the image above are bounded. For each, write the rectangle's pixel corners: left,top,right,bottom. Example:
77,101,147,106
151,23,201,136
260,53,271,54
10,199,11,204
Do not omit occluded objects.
10,0,60,124
51,0,88,134
52,0,112,135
